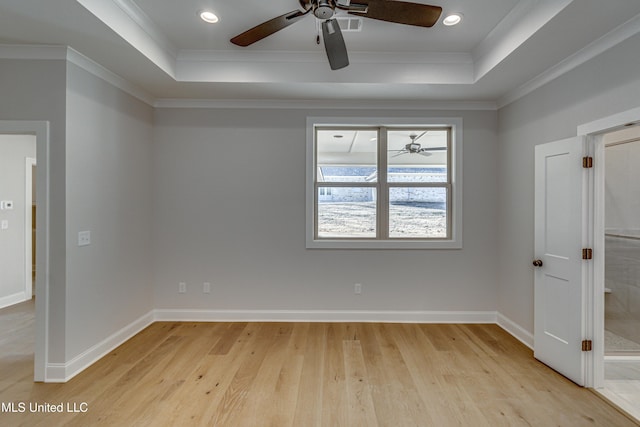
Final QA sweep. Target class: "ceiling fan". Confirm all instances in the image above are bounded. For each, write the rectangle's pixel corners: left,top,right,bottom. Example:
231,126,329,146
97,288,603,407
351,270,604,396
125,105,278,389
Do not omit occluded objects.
230,0,443,70
389,132,447,157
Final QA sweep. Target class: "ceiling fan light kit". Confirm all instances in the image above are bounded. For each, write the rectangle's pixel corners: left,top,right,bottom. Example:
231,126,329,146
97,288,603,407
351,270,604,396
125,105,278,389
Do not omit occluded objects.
230,0,443,70
314,0,336,19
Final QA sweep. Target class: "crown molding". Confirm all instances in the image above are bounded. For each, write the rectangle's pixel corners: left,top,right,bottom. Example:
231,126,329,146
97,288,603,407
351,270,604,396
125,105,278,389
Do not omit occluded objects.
111,0,177,56
497,11,640,108
0,44,156,106
154,98,497,111
66,47,156,106
76,0,177,78
178,49,472,65
472,0,573,81
176,50,474,85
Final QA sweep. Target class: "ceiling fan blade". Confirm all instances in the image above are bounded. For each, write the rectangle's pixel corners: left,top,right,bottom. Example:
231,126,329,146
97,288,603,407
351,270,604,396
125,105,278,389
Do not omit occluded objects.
391,151,407,157
230,10,309,47
322,19,349,70
420,147,447,151
418,152,433,157
412,131,428,142
335,1,369,13
350,0,442,28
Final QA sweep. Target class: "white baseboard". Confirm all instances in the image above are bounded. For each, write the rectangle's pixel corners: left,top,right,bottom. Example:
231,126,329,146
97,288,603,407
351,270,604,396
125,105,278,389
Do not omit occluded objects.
496,312,534,349
43,309,533,383
0,291,28,310
153,309,498,324
604,355,640,361
45,310,155,382
44,363,68,383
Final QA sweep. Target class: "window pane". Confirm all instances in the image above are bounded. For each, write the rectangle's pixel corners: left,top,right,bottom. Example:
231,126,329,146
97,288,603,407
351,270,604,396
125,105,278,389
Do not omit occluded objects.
317,187,377,238
387,129,448,183
388,187,447,238
317,129,378,183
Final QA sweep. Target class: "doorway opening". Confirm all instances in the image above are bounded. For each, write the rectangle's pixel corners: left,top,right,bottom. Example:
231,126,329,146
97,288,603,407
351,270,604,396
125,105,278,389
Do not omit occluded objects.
0,120,49,382
577,109,640,420
597,126,640,420
602,127,640,356
0,136,35,307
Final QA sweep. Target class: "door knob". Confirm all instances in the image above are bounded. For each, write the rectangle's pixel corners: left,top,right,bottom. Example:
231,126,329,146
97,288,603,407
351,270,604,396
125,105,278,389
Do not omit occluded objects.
532,259,543,267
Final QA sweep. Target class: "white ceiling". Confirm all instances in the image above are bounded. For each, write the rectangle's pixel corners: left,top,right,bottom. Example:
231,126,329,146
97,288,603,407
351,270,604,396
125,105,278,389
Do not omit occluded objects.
317,128,448,165
1,0,640,106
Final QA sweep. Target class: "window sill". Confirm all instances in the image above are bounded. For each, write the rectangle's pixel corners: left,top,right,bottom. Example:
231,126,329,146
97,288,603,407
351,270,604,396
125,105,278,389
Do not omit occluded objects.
306,238,462,250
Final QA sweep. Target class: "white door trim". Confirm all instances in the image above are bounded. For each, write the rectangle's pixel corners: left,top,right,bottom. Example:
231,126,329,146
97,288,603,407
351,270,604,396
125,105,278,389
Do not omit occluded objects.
0,121,49,382
578,108,640,389
25,157,36,300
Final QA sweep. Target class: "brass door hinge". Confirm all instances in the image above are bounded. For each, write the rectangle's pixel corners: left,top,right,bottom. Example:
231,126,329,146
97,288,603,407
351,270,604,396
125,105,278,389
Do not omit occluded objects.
582,248,593,260
582,340,593,352
583,156,593,168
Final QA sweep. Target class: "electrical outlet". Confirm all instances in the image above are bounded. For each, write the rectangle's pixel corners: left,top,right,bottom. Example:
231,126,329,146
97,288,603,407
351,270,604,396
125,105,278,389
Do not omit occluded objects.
178,282,187,294
78,230,91,246
354,283,362,295
203,282,211,294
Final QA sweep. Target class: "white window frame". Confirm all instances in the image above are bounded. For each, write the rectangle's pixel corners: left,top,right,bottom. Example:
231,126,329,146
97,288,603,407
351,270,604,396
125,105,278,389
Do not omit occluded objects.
306,117,463,249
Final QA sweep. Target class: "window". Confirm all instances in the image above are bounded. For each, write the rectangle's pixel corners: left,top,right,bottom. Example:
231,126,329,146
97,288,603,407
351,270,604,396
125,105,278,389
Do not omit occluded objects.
306,118,462,249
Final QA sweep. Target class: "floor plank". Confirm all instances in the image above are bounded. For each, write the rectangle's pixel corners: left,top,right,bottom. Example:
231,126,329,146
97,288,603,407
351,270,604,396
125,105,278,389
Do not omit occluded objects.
1,302,638,426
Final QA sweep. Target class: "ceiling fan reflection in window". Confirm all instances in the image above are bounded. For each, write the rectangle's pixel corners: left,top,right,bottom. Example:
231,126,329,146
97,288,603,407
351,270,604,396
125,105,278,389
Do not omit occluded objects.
230,0,442,70
389,132,447,157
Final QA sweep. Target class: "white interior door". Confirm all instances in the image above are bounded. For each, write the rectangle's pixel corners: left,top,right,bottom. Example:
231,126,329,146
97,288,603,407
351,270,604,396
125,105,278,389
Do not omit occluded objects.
534,136,587,385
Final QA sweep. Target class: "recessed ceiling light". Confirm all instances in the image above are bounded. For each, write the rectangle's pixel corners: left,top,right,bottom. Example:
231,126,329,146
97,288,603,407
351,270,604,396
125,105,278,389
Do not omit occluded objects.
443,13,463,26
199,10,219,24
333,134,344,138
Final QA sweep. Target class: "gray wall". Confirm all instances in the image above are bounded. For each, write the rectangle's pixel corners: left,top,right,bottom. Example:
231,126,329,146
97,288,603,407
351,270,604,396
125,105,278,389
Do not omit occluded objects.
497,32,640,332
65,62,154,359
152,108,499,313
0,134,35,306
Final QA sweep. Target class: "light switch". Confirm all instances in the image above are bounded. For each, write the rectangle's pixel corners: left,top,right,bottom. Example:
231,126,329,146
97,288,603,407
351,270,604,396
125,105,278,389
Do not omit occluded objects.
1,220,8,230
78,230,91,246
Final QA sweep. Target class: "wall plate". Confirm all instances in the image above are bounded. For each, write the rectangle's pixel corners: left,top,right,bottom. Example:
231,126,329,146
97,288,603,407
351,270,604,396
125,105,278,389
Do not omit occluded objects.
78,230,91,246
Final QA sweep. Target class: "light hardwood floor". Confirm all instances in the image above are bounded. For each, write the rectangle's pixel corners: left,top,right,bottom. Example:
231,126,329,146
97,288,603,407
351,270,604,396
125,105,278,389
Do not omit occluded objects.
1,302,638,426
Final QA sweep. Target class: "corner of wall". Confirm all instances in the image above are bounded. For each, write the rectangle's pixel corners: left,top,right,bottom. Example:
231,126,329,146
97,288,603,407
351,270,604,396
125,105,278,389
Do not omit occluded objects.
497,312,534,349
45,310,155,382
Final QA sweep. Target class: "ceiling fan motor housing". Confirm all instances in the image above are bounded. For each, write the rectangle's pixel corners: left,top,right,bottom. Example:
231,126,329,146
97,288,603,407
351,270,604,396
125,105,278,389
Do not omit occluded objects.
314,0,335,19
